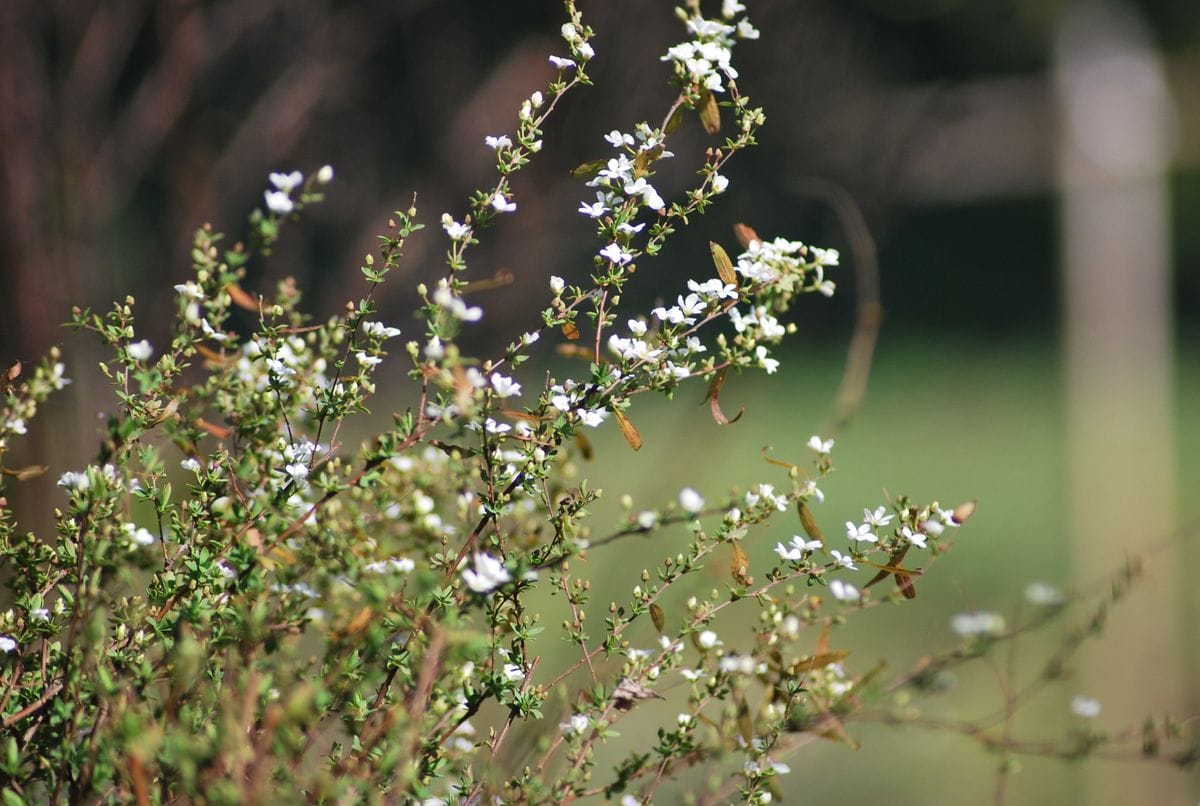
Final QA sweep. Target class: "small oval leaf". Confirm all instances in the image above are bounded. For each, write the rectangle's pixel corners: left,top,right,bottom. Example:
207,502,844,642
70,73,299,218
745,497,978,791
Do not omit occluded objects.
650,602,665,634
709,241,737,286
733,222,761,250
698,91,721,135
613,408,643,451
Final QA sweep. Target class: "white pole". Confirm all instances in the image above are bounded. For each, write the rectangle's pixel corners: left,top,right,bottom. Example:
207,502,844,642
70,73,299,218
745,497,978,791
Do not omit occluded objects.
1056,1,1186,802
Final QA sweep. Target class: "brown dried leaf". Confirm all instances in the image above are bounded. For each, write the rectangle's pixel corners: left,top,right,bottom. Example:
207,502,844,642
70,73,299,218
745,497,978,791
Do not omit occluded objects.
698,90,721,134
789,650,851,674
224,283,260,312
731,541,752,586
5,361,20,383
463,270,515,295
612,678,663,711
334,606,374,640
561,321,581,340
952,499,977,524
650,602,665,634
195,417,232,440
195,344,238,367
864,546,909,590
797,501,825,550
709,241,737,286
556,344,595,361
571,159,608,179
665,105,686,135
705,367,744,426
733,223,760,250
613,408,642,451
1,465,48,481
574,432,594,461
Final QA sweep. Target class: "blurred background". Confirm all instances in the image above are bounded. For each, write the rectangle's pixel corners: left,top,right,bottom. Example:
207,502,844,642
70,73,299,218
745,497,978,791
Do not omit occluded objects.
2,0,1199,802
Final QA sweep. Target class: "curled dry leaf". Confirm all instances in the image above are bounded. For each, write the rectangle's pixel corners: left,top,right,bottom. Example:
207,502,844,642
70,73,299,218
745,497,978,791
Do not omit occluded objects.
224,283,260,312
613,408,642,451
797,500,825,550
733,222,760,250
709,241,738,286
705,367,744,426
612,678,663,711
698,90,721,134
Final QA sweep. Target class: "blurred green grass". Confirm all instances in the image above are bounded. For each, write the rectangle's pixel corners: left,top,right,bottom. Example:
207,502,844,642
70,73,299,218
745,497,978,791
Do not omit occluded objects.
520,335,1198,803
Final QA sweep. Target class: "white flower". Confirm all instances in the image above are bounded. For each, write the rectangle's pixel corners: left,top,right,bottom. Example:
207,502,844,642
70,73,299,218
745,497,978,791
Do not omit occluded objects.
7,418,26,435
50,362,71,389
200,318,229,342
810,246,840,266
577,408,608,428
737,19,761,39
121,523,156,547
355,352,383,368
579,195,609,218
174,281,205,301
269,171,303,192
441,213,472,240
845,522,876,544
829,579,860,602
491,192,517,213
755,345,779,374
830,550,857,570
363,321,401,339
697,630,721,649
679,487,705,514
462,552,511,594
264,190,295,215
484,135,513,149
637,511,658,530
316,164,334,184
599,242,634,265
863,506,893,528
57,470,90,491
1071,695,1101,718
950,611,1006,637
502,663,525,682
578,42,595,60
899,526,927,549
774,542,803,561
0,636,16,653
29,607,49,622
722,0,747,17
548,55,576,69
711,173,729,193
490,374,522,398
127,340,153,361
180,457,201,473
605,130,635,147
561,713,589,735
1025,582,1065,606
679,668,705,681
550,276,565,294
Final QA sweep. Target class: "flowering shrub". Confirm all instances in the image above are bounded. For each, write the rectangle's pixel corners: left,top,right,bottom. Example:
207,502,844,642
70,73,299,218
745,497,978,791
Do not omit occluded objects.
0,1,1195,803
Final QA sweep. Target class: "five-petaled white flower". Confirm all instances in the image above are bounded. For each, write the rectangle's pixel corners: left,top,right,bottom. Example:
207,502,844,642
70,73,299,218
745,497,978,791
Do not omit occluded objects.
863,506,893,528
490,374,522,398
484,135,513,150
829,579,860,602
830,550,856,570
845,521,876,544
492,192,517,213
679,487,705,514
807,435,834,455
899,526,927,549
462,552,511,594
599,242,634,265
127,340,153,362
269,171,303,193
1071,695,1101,718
